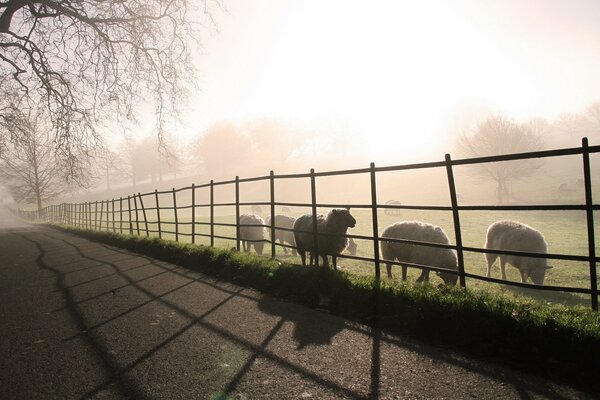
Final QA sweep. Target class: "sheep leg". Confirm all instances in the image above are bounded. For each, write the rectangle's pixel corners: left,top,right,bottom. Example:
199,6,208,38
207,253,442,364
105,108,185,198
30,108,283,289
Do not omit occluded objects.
332,255,337,270
299,250,307,267
242,241,248,252
416,268,430,282
386,262,393,278
321,254,329,269
500,258,507,280
486,254,497,277
520,269,529,283
401,265,408,281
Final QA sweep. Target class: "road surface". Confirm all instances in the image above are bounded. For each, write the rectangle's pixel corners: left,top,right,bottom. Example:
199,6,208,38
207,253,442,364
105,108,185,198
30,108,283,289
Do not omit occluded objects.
0,209,593,399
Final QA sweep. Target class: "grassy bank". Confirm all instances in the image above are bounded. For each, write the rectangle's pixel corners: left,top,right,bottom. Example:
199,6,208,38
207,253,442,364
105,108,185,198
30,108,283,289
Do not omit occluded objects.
52,224,600,393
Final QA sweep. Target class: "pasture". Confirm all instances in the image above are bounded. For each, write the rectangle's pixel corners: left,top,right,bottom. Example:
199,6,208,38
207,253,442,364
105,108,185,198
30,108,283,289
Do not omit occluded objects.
118,205,597,309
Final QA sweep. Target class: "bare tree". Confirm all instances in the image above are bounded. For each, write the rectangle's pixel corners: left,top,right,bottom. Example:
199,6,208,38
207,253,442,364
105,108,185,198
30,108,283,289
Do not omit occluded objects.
0,1,219,178
456,116,545,204
0,110,75,210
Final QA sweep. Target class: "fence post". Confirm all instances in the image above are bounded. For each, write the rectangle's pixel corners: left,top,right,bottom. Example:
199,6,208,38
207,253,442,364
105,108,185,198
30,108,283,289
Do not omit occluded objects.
310,168,319,267
370,162,381,280
127,196,133,235
138,192,149,237
94,201,98,230
173,188,179,242
445,154,466,288
582,137,598,310
111,199,116,232
210,180,214,248
99,200,104,231
119,197,123,234
155,190,162,239
191,183,196,244
88,202,92,230
270,170,276,258
235,176,240,252
133,193,140,236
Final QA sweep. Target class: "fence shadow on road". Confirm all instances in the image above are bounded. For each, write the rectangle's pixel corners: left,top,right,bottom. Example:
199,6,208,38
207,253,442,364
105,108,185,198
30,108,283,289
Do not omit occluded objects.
15,229,587,399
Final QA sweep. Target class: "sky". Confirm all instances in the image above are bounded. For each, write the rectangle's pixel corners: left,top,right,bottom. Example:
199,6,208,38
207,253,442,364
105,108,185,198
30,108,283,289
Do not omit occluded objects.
179,0,600,163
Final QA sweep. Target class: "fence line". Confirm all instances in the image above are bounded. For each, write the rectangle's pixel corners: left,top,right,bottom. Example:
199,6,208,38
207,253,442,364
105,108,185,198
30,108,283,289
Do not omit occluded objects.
14,138,600,310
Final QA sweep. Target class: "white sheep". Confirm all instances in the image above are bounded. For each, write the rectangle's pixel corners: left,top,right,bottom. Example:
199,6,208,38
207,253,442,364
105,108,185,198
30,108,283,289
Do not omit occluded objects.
380,221,458,285
239,214,266,255
265,214,297,255
293,208,356,269
484,220,551,285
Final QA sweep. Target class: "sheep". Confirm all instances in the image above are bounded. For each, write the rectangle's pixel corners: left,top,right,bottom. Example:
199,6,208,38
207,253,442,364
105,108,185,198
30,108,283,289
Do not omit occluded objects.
346,237,357,256
293,208,356,269
265,214,297,255
308,235,358,269
239,214,266,255
484,220,551,285
380,221,458,285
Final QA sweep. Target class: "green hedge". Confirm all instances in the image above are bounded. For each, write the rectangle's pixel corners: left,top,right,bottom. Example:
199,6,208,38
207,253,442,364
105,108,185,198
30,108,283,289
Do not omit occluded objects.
52,225,600,393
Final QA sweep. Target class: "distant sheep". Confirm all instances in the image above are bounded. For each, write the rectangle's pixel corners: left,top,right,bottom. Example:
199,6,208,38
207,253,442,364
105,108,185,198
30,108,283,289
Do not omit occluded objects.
384,200,402,216
484,220,551,285
265,214,297,255
239,214,266,255
293,208,356,269
380,221,458,285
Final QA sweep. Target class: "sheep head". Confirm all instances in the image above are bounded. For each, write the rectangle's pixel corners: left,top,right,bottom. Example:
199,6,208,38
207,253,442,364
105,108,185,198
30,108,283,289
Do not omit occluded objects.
331,208,356,228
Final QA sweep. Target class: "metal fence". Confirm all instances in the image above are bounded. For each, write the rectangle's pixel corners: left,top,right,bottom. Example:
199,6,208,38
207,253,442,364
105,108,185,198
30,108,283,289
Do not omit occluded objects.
16,138,600,309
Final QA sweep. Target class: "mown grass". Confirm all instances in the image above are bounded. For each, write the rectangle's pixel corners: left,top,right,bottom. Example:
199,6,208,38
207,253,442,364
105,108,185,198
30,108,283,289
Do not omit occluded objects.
51,223,600,394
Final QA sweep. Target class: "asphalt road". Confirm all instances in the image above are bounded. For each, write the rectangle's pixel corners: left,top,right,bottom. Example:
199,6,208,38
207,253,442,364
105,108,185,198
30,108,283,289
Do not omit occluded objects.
0,209,595,399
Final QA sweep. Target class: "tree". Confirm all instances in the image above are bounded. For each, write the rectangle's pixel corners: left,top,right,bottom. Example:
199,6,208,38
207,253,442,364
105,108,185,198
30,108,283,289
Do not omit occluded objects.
0,1,218,177
0,110,74,210
192,122,253,179
456,116,545,204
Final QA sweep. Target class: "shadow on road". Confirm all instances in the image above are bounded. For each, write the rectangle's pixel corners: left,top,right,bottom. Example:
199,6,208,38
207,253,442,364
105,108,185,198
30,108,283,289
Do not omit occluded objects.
11,229,587,399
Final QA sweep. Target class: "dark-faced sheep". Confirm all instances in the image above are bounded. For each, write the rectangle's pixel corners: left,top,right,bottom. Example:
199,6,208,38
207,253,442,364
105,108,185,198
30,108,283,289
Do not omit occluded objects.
293,208,356,269
239,214,266,255
380,221,458,285
484,220,551,285
308,236,358,269
265,214,297,255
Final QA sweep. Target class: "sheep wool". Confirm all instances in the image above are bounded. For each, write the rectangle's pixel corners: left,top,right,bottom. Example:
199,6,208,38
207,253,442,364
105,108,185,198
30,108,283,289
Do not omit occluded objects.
484,220,550,285
380,221,458,285
266,214,297,255
239,214,266,255
293,208,356,269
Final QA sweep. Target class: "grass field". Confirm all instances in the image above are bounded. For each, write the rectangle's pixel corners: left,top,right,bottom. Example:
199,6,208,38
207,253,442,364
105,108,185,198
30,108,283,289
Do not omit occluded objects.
90,205,599,309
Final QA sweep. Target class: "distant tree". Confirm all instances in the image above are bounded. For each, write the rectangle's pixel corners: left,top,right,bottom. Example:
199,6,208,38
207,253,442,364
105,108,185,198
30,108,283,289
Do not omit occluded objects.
456,116,545,204
0,111,76,210
192,122,252,179
0,1,219,177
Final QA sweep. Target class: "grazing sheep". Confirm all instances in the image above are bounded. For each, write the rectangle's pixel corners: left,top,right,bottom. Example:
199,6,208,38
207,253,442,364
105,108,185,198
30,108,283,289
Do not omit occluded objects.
293,208,356,269
265,214,297,255
380,221,458,285
484,220,551,285
239,214,266,255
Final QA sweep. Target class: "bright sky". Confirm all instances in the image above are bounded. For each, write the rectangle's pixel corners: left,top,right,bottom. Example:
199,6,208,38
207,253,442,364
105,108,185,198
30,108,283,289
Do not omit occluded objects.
183,0,600,162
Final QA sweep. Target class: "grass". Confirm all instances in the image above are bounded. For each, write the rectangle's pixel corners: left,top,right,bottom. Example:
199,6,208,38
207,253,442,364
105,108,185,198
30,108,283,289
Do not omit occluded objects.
91,207,599,308
50,223,600,394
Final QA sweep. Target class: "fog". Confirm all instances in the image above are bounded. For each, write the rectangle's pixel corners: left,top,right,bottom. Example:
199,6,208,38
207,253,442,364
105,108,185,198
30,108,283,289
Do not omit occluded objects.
7,0,600,209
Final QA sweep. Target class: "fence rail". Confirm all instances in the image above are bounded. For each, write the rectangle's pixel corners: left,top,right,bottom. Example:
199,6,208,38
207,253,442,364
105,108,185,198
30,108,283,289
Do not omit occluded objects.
14,138,600,310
